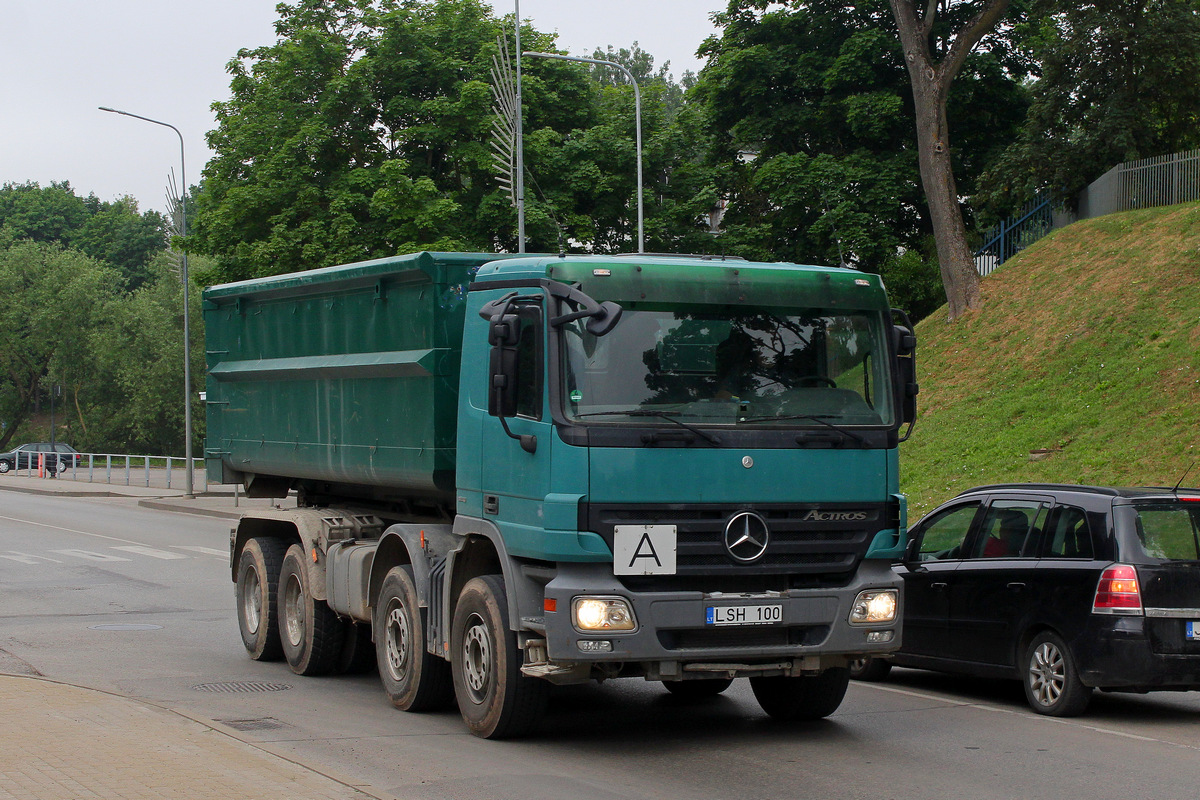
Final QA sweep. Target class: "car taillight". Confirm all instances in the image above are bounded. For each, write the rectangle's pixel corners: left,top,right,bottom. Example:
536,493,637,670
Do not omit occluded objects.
1093,564,1143,615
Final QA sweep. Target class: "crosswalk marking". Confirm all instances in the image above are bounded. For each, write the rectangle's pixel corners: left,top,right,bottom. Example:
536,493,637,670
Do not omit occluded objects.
1,551,63,565
173,546,228,558
112,545,189,560
49,549,133,562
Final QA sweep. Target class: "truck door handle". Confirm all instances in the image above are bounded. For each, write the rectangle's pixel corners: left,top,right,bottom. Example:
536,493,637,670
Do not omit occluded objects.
1007,582,1026,592
484,495,499,515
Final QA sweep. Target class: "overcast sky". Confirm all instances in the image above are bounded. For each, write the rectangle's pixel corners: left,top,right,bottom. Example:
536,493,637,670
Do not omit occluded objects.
0,0,722,217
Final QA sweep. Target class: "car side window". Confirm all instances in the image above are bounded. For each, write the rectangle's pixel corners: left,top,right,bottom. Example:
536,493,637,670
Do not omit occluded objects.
1044,505,1094,559
915,503,980,561
971,500,1046,558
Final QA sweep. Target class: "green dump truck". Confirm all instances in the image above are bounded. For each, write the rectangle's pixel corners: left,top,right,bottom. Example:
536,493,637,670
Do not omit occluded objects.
205,251,917,738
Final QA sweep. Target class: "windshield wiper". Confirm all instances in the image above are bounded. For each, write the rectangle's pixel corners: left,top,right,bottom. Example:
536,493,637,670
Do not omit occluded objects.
739,413,868,447
575,410,720,446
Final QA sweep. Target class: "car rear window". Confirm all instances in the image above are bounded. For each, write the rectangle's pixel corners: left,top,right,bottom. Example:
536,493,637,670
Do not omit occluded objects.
1130,503,1200,561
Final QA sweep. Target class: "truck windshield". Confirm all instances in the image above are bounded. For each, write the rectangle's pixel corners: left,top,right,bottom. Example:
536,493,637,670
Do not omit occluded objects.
561,306,894,427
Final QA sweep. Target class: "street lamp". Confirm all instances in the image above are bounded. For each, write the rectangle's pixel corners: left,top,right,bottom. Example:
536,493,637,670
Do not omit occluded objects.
522,52,644,253
98,106,195,498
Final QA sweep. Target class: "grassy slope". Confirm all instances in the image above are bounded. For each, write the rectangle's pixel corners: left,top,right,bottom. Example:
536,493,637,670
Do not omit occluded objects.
901,201,1200,519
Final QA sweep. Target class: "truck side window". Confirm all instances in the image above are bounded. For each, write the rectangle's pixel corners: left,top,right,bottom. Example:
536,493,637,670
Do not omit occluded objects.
515,308,542,420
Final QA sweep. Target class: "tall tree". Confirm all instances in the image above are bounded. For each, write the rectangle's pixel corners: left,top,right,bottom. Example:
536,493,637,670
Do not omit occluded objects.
889,0,1013,320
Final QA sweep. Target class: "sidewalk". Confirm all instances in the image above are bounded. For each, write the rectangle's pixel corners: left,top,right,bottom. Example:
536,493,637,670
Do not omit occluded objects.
0,674,386,800
0,477,353,799
0,472,289,520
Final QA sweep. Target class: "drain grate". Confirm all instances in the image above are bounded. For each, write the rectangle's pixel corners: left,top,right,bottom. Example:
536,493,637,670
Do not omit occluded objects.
191,681,293,694
215,717,286,732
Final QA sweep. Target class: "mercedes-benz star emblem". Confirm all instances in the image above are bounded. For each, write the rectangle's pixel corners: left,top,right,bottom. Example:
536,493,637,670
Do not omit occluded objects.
724,511,770,563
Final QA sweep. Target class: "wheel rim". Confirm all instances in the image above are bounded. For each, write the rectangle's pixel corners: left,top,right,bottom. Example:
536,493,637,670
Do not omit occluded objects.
241,567,262,635
384,600,411,682
283,572,305,648
1028,641,1066,707
461,612,492,705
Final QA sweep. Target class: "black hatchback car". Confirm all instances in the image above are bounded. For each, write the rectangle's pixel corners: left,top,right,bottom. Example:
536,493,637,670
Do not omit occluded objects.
0,442,83,474
851,484,1200,716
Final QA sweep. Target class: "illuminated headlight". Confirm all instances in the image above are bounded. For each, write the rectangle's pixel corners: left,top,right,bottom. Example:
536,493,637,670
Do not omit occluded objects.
572,597,637,632
849,589,898,625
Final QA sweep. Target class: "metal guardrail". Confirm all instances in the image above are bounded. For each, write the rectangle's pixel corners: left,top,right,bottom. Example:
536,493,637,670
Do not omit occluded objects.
974,194,1054,276
12,452,205,490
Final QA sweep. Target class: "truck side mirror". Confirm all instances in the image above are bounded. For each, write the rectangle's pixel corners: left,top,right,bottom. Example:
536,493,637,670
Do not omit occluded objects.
488,335,520,419
891,309,918,440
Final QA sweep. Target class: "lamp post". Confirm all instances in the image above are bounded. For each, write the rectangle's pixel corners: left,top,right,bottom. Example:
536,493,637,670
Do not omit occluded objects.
98,106,195,498
521,52,643,253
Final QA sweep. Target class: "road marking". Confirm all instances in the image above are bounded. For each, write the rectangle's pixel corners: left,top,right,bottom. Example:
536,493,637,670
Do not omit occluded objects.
1,551,63,564
859,681,1200,750
112,545,189,560
0,514,144,545
173,546,228,558
49,549,133,562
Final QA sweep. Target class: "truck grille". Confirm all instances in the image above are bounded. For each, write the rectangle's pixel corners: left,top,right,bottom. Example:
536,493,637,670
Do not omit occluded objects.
585,501,892,588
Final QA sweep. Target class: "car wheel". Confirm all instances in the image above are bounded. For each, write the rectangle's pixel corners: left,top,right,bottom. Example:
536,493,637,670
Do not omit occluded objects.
848,657,892,682
662,678,734,698
451,575,548,738
374,565,453,710
1023,631,1091,717
0,460,10,474
278,544,344,676
749,667,850,721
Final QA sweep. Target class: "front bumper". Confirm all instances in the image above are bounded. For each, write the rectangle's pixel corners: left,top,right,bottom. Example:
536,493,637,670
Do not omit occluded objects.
536,560,901,680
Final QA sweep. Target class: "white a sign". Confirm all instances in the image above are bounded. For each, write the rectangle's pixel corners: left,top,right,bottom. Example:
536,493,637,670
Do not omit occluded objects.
613,525,677,575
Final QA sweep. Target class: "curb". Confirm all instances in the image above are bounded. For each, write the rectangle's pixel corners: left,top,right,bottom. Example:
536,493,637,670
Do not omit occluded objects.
137,498,245,520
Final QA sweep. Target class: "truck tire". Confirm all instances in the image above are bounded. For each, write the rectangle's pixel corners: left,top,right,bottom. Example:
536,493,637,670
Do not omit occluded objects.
236,537,288,661
374,565,452,710
451,575,548,739
750,667,850,721
662,678,734,698
278,544,344,676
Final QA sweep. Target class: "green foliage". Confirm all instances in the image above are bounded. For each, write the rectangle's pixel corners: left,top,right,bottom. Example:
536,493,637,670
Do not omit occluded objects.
0,181,169,291
980,0,1200,216
902,201,1200,518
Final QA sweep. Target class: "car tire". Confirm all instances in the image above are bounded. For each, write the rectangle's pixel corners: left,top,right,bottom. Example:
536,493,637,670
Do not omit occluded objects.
848,657,892,682
0,460,10,474
1023,631,1091,717
236,537,289,661
451,575,548,739
662,678,735,698
374,565,453,710
749,667,850,721
278,544,344,676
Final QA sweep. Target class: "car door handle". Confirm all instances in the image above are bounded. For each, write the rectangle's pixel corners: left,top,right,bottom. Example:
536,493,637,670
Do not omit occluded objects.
930,582,948,591
1007,582,1026,592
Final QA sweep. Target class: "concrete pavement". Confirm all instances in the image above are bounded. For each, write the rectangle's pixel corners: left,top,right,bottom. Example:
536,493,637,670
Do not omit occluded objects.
0,475,373,800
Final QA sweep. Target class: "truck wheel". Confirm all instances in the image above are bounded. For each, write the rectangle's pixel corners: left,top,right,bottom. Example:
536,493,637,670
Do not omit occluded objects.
451,575,548,739
662,678,734,698
1024,631,1091,717
337,622,377,675
278,544,344,676
374,565,452,710
848,657,892,682
750,667,850,721
236,537,288,661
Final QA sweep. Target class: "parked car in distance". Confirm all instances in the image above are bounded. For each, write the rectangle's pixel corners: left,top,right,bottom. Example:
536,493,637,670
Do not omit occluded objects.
850,484,1200,717
0,442,83,474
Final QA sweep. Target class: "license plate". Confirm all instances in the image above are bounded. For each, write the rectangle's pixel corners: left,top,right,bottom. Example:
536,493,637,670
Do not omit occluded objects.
1188,621,1200,641
706,604,783,626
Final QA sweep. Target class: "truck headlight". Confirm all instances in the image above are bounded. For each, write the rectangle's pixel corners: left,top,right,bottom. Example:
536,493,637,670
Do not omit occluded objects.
573,597,637,632
849,589,897,625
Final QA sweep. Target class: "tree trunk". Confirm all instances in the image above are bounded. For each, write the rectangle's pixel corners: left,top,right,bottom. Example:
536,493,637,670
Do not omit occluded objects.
890,0,1011,321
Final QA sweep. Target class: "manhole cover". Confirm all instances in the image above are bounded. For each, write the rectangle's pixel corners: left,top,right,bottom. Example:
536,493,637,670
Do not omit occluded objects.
215,717,286,732
192,681,293,694
88,624,164,631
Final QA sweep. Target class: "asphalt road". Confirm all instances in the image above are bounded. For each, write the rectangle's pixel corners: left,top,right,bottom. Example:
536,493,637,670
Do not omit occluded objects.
3,491,1200,799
